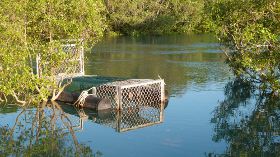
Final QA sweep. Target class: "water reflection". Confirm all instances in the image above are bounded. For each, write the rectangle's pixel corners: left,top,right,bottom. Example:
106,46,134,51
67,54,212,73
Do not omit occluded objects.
1,34,237,156
60,102,165,132
0,102,99,157
0,100,166,155
88,34,230,96
210,79,280,156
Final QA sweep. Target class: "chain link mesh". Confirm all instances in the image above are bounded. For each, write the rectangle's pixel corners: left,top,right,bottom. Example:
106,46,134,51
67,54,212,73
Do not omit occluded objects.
121,82,162,108
36,44,84,78
96,85,118,108
95,79,164,110
92,110,118,129
93,103,164,132
118,103,163,132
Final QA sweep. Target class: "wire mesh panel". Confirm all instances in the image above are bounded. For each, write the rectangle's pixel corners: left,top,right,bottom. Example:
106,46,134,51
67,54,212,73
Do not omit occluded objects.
58,102,165,133
93,110,118,129
36,43,84,78
91,102,164,132
96,79,165,110
117,103,164,132
96,85,119,108
121,81,163,108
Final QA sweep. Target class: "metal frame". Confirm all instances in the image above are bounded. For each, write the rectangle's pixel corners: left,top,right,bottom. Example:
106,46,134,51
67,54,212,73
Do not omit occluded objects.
96,79,165,110
35,43,84,78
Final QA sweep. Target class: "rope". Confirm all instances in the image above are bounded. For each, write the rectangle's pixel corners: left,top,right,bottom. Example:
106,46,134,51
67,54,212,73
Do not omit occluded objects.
74,87,96,107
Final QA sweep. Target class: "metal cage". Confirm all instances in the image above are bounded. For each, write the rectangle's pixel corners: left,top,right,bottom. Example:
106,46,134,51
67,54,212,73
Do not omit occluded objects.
36,43,84,78
83,102,164,132
96,79,165,110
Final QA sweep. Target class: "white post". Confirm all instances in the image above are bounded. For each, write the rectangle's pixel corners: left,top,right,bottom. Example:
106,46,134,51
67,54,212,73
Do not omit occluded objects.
116,86,122,110
160,79,165,102
80,46,85,75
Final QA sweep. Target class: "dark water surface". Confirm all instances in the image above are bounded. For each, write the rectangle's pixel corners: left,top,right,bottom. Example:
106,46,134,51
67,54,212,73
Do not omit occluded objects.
1,34,279,157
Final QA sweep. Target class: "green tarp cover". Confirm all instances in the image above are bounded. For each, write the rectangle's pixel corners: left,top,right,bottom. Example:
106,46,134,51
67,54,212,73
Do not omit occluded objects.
64,75,126,93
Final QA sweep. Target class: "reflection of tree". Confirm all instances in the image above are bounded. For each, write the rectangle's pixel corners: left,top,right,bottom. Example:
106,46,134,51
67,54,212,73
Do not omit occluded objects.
210,79,280,156
0,104,18,114
0,102,101,157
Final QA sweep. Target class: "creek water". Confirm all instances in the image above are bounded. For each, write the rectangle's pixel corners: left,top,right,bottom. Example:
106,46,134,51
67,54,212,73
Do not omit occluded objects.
1,34,279,157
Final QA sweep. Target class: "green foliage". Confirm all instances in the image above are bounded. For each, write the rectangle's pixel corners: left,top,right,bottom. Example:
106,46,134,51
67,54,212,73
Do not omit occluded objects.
105,0,205,35
205,0,280,93
0,0,106,105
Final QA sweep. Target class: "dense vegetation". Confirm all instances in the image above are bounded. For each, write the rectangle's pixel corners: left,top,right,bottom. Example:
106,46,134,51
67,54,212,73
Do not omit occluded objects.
0,0,106,105
205,2,280,154
206,0,280,94
104,0,205,35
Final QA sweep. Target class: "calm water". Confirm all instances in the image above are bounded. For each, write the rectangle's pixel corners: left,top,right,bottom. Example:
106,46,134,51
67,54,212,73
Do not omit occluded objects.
1,34,279,157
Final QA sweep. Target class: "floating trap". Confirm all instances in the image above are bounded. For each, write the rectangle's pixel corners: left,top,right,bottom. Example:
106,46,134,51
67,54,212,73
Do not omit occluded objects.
96,79,165,110
34,43,166,111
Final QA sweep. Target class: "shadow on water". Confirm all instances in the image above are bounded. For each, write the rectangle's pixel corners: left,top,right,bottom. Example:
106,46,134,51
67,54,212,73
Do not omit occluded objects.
209,79,280,156
0,102,101,157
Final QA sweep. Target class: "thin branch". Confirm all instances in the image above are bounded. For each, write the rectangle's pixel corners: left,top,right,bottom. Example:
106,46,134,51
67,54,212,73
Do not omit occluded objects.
12,91,26,105
51,78,72,101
